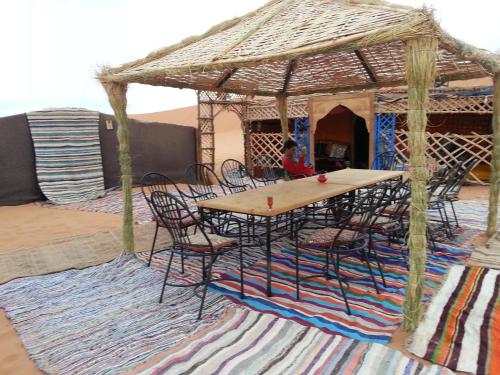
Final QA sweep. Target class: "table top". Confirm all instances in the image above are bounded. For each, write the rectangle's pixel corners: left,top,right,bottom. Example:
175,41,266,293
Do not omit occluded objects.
197,169,405,217
301,169,405,187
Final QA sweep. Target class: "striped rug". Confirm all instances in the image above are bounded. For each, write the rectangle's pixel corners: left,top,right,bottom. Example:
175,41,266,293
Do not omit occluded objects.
144,234,475,344
0,255,231,375
128,307,454,375
40,189,200,225
27,108,105,204
428,200,495,232
408,265,500,375
42,190,154,224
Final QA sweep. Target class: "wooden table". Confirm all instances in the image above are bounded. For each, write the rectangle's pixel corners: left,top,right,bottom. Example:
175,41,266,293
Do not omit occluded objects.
301,169,405,187
197,169,405,297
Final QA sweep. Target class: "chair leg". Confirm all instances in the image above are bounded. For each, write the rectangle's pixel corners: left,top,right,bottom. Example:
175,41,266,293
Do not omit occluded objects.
441,205,453,238
198,256,214,320
201,257,207,281
333,254,351,315
373,249,387,288
449,200,460,228
239,244,245,299
325,251,332,280
148,223,160,266
180,253,185,274
159,252,174,303
295,236,300,300
361,249,380,294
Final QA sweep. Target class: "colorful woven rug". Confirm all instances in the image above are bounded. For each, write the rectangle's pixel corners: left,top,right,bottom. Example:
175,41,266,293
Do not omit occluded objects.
40,190,153,224
27,108,105,204
40,188,205,225
428,200,494,231
0,256,231,375
128,307,454,375
143,232,475,344
0,222,171,285
408,265,500,375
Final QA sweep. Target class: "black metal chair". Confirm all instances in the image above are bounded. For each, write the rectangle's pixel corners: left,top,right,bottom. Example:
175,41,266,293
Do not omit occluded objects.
444,158,479,228
295,187,387,315
372,151,397,171
363,179,412,267
141,173,197,266
221,159,256,193
254,154,282,186
151,191,245,320
428,163,463,238
185,163,228,201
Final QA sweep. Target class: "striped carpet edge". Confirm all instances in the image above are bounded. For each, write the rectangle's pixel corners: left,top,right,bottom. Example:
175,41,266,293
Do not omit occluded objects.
128,307,454,375
408,265,500,375
27,108,105,204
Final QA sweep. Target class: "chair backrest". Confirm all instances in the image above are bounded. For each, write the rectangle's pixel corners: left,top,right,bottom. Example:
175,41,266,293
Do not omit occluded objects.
388,179,411,220
372,151,397,171
140,173,184,221
221,159,255,192
151,191,211,250
185,163,227,201
324,184,389,244
255,154,282,185
448,158,479,196
359,183,391,228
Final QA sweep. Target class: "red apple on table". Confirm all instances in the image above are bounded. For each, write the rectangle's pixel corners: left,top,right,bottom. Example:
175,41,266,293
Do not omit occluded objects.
317,174,327,183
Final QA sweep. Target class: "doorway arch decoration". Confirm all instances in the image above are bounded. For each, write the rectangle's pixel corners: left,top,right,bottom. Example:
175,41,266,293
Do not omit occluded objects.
308,93,375,167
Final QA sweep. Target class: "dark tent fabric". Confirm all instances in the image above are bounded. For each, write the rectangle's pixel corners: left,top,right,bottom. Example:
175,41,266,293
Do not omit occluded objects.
0,114,44,205
0,112,197,206
99,114,197,187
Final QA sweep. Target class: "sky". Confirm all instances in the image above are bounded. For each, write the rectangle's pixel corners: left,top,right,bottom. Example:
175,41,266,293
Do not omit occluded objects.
0,0,499,117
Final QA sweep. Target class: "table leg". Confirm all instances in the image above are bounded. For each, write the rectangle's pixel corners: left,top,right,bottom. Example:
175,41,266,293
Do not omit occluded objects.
266,216,273,297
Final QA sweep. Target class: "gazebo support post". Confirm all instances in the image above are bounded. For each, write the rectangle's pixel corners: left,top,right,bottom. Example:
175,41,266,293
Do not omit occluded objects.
277,94,289,141
101,81,134,253
487,73,500,237
403,37,437,332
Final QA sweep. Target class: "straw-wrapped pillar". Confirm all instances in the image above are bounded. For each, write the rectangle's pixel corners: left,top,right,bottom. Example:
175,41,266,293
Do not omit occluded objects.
101,81,134,253
276,94,289,141
403,37,437,332
487,74,500,237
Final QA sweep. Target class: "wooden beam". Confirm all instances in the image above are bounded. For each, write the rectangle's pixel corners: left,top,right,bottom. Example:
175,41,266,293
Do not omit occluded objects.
276,94,289,141
281,59,296,93
216,68,238,88
403,37,438,332
487,73,500,237
100,81,134,253
354,50,377,83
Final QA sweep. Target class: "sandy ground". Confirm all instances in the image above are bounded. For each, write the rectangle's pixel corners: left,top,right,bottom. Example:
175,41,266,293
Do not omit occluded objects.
0,204,122,253
0,205,123,375
0,185,491,374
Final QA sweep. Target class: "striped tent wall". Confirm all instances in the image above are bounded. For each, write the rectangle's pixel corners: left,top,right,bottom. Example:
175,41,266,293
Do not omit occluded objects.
27,108,105,204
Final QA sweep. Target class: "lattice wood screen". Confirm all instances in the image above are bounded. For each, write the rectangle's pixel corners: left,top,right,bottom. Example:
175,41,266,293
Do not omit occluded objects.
394,130,492,184
250,133,284,168
377,95,493,114
245,94,493,121
249,132,296,169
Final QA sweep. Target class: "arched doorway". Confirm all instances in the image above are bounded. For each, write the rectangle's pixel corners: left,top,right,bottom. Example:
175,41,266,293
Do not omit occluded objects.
314,105,370,172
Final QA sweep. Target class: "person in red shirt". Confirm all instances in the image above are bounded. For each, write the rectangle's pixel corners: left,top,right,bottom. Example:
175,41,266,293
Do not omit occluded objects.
282,140,315,178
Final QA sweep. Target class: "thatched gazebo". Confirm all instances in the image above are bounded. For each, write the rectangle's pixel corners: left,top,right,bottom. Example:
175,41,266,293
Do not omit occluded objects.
98,0,500,330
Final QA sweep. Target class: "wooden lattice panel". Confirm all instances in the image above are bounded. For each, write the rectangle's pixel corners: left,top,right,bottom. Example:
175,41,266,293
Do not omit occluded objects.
394,130,492,184
250,133,284,168
376,95,494,114
246,93,493,121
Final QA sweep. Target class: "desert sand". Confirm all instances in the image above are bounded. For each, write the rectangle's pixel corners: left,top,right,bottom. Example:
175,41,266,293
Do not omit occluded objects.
0,206,124,375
